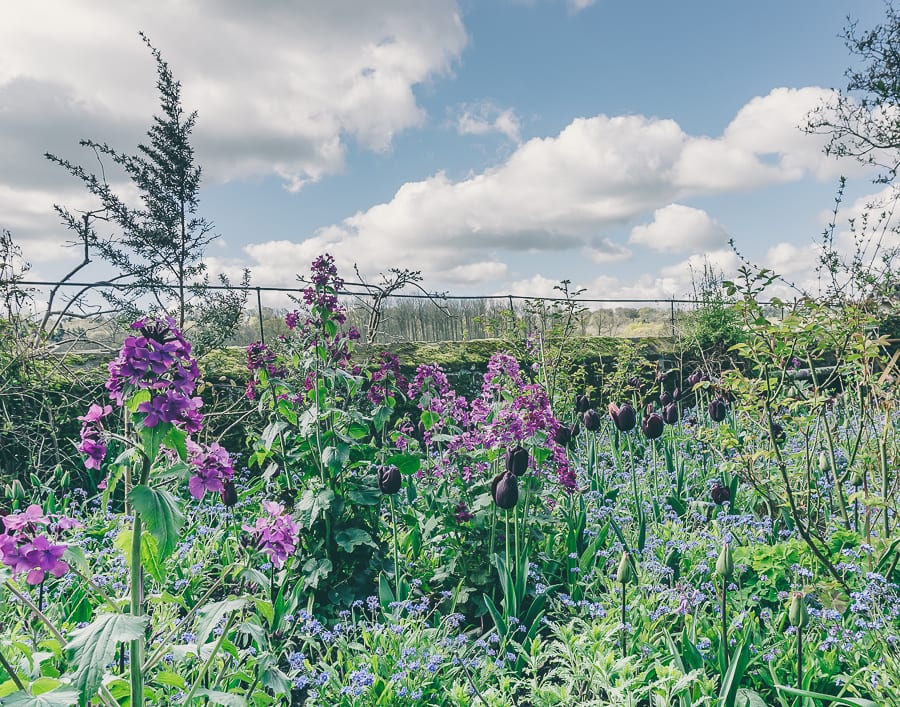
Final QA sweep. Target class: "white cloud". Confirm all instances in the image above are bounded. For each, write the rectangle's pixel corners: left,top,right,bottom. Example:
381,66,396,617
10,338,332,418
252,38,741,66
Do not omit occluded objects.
454,102,522,142
630,204,729,253
584,238,632,263
244,87,841,285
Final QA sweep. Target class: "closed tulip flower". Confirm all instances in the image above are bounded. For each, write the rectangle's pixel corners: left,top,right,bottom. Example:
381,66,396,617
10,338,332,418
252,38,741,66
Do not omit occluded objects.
378,465,402,495
575,394,590,413
220,480,239,507
506,445,529,476
608,403,636,432
569,421,581,439
641,411,664,439
616,551,634,584
583,409,602,432
662,402,679,425
708,397,727,423
716,543,734,578
710,482,730,505
659,390,673,406
553,425,572,446
789,591,809,628
492,471,519,509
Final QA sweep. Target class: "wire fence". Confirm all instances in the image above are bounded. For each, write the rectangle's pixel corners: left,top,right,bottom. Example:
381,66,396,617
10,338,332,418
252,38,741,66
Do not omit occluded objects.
3,277,787,349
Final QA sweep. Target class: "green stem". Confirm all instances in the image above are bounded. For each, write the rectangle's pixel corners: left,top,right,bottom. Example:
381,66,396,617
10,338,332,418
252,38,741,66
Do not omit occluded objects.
181,612,237,705
620,583,627,655
130,512,144,707
390,495,400,602
4,581,64,643
721,577,728,667
0,644,24,691
796,626,803,689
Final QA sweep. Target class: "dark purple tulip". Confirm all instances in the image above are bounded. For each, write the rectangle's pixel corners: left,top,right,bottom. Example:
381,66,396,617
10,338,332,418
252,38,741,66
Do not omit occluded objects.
770,421,786,442
659,391,673,407
492,471,519,509
220,480,238,507
506,445,529,476
583,409,602,432
575,394,590,413
662,402,679,425
711,482,730,505
641,412,664,439
708,398,727,423
608,403,636,432
672,387,681,401
378,465,402,495
553,425,572,446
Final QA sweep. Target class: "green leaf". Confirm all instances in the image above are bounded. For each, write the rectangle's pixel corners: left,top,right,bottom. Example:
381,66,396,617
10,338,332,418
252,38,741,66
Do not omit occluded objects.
163,426,188,461
385,454,420,475
301,558,332,590
322,445,350,474
775,686,878,707
719,639,751,707
297,488,335,529
1,686,82,706
735,688,766,707
66,613,147,700
191,688,248,706
373,405,392,431
128,485,185,560
141,532,166,585
335,528,376,553
347,423,370,439
195,599,245,648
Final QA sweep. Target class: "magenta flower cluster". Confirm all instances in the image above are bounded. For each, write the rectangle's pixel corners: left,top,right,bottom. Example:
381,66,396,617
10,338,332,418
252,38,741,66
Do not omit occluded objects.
367,352,407,405
106,317,203,432
77,403,112,470
0,505,74,585
187,440,235,499
242,501,300,568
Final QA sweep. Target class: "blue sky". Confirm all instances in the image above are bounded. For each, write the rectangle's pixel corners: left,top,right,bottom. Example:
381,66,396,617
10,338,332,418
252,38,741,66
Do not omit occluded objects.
0,1,891,302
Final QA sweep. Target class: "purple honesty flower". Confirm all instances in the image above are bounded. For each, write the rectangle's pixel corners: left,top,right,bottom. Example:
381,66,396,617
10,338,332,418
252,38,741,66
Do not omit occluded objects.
0,507,72,584
136,390,203,432
242,501,299,568
187,440,235,499
77,403,112,470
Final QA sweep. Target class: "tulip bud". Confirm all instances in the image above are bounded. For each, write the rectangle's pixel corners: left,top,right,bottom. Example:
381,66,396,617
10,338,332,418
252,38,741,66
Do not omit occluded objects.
583,409,602,432
662,402,679,425
608,403,636,432
672,387,680,401
553,425,572,446
378,465,402,495
710,482,730,505
616,551,634,584
575,394,590,413
716,543,734,578
641,412,664,440
8,479,25,501
659,390,673,407
708,398,727,423
506,445,529,476
688,369,702,387
492,471,519,509
220,480,239,507
818,451,830,474
788,592,809,628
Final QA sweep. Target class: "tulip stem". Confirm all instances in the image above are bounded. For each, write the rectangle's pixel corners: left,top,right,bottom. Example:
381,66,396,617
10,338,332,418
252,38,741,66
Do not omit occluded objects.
620,582,627,655
389,495,400,603
721,576,728,667
504,511,510,576
796,626,803,689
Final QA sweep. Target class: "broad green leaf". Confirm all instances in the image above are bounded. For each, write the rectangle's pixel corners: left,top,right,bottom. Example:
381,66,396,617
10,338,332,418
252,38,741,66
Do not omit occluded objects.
66,613,147,700
297,488,335,529
322,445,350,474
735,688,766,707
128,485,185,560
301,558,332,590
163,426,188,460
385,454,419,475
335,528,376,553
192,688,248,706
776,686,878,707
2,686,82,706
194,599,246,648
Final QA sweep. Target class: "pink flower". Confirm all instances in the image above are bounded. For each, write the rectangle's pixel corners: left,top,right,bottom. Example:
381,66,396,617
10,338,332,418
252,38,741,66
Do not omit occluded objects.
242,501,299,568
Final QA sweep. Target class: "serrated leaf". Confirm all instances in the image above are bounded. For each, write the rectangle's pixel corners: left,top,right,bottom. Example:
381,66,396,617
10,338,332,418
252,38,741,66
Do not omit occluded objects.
128,485,184,560
296,488,334,529
66,613,147,700
335,528,376,552
191,688,247,706
1,686,82,706
301,558,332,590
194,599,245,649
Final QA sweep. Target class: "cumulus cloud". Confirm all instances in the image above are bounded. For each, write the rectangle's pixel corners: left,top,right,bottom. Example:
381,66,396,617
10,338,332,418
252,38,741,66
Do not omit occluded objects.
630,204,729,253
454,102,522,142
242,87,840,284
0,0,467,260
